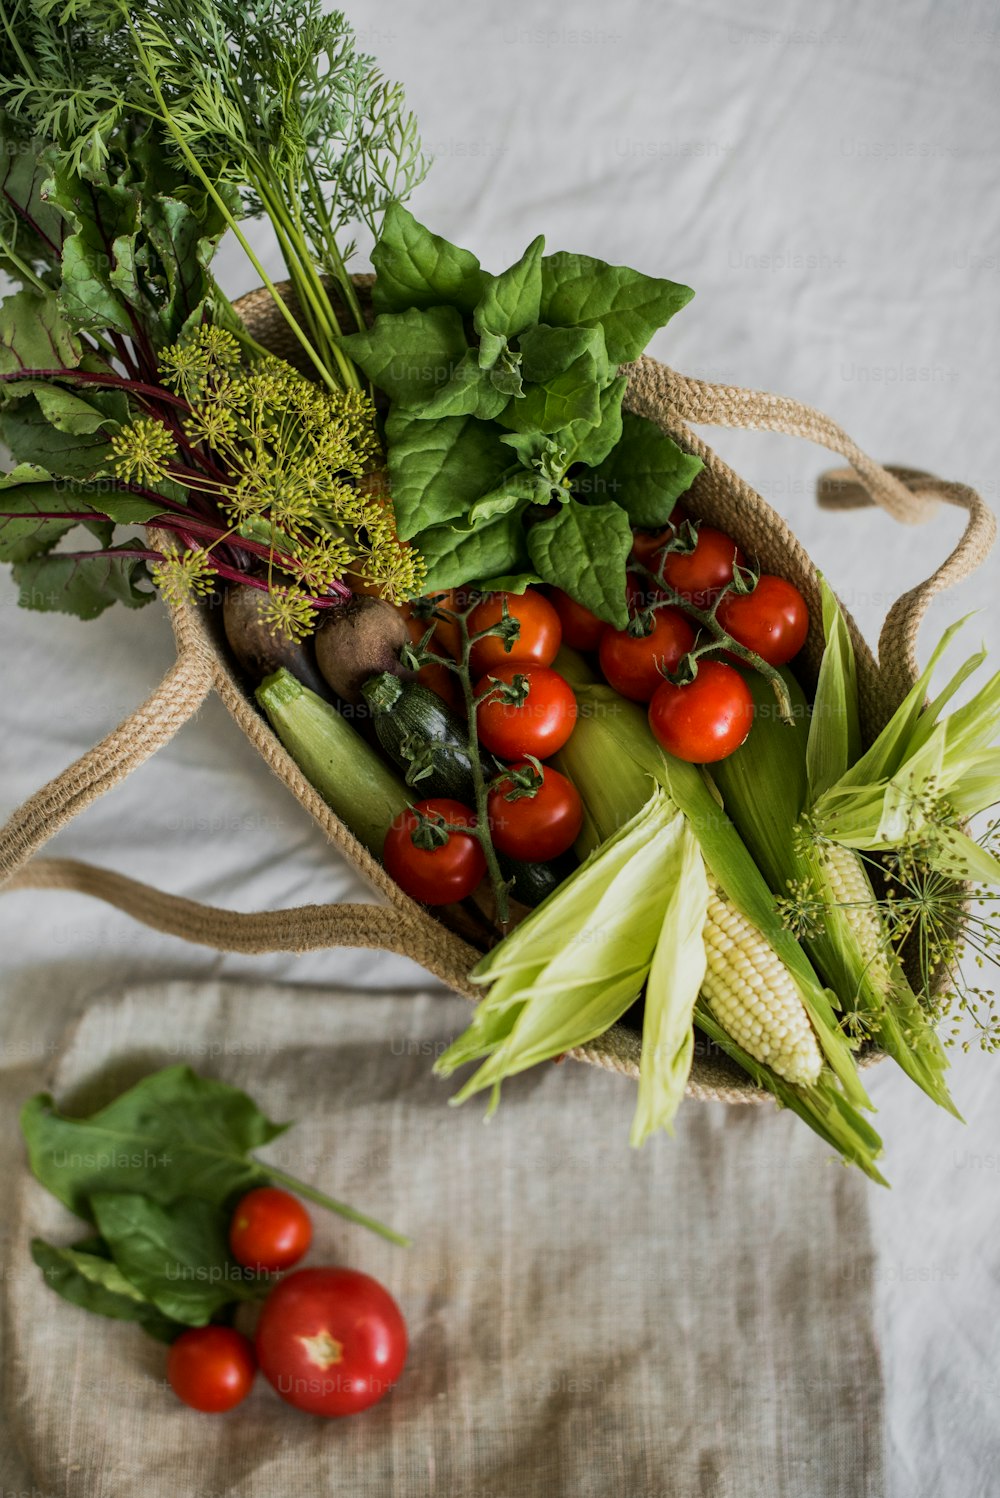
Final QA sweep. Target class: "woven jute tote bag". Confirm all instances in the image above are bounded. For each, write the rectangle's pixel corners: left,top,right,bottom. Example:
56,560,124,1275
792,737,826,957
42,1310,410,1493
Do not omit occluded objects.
0,279,994,1100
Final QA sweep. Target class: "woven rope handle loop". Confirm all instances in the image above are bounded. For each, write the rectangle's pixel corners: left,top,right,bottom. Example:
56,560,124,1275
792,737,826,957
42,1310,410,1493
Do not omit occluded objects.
631,362,996,688
3,856,481,996
0,647,214,886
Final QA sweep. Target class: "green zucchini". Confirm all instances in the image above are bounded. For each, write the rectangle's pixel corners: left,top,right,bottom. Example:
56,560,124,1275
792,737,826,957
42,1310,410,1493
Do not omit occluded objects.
500,852,576,909
256,669,411,858
361,671,481,799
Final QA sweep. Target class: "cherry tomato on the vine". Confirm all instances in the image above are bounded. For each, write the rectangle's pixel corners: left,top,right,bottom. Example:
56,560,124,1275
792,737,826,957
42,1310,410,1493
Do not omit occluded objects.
383,798,485,905
255,1266,407,1419
469,589,562,677
655,526,745,608
544,587,605,652
714,575,809,667
229,1187,313,1274
630,512,683,569
475,664,577,760
167,1326,256,1414
598,607,696,703
648,660,754,764
487,762,583,861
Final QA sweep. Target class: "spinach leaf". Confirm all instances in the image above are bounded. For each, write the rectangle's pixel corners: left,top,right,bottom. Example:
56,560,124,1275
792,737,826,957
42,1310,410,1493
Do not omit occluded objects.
473,233,545,341
417,511,532,592
384,408,515,539
592,411,704,527
340,305,468,407
30,1237,183,1343
527,498,633,627
497,351,603,435
418,347,511,421
91,1193,265,1325
372,203,487,315
13,544,155,619
20,1065,288,1217
539,252,694,364
518,322,610,386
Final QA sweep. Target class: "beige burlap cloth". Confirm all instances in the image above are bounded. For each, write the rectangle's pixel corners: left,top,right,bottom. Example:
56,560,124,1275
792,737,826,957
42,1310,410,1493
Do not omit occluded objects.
3,980,884,1497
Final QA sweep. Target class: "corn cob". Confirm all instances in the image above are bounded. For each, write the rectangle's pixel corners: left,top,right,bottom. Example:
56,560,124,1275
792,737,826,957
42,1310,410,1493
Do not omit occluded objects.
701,881,824,1086
709,666,956,1114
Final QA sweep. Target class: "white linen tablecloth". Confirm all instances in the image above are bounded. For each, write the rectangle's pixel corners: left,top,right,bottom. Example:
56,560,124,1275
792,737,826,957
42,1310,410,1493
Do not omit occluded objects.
2,2,998,1492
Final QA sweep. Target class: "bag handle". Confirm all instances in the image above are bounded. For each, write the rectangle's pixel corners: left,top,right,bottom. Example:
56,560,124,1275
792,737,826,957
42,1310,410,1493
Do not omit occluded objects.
2,366,994,962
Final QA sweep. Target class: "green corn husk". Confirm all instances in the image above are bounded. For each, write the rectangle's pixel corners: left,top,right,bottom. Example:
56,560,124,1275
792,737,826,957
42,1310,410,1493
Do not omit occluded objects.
709,582,959,1115
435,788,711,1147
437,673,883,1175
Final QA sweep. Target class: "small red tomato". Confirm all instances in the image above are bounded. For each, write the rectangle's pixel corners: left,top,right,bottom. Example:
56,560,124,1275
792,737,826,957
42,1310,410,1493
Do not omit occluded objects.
167,1326,256,1414
630,512,684,568
648,660,754,764
469,589,562,677
255,1266,407,1418
487,762,583,861
598,607,696,703
660,526,745,607
383,798,486,905
229,1187,313,1274
715,575,810,667
544,587,605,652
475,664,577,760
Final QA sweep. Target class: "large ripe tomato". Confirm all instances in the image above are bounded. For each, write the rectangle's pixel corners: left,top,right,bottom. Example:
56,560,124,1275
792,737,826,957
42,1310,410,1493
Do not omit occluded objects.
469,589,562,676
715,575,809,667
658,526,745,607
648,660,754,764
544,587,605,652
383,798,486,905
475,664,577,760
229,1187,313,1274
167,1326,256,1414
598,607,696,703
255,1267,407,1418
487,762,583,861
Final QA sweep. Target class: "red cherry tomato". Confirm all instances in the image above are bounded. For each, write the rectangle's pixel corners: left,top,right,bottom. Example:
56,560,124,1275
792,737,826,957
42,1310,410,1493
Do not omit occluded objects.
715,575,810,667
383,798,485,905
469,589,562,677
544,587,605,652
630,513,683,569
255,1266,407,1418
415,589,466,661
475,664,577,760
229,1187,313,1274
598,607,696,703
657,526,745,607
167,1326,256,1414
648,660,754,764
487,762,583,861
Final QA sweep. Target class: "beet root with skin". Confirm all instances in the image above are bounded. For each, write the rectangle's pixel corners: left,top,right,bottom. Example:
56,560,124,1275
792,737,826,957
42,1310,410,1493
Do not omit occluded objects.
223,584,330,697
314,595,410,704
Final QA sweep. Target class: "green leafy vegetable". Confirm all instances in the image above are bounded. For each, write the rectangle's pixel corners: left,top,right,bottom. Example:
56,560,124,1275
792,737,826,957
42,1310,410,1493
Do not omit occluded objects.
351,206,700,610
91,1193,265,1325
526,498,634,627
30,1237,183,1343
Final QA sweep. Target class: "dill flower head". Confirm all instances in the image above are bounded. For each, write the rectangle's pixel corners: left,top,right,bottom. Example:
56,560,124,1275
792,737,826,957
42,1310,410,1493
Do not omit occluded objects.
149,548,218,607
109,417,176,486
118,327,425,629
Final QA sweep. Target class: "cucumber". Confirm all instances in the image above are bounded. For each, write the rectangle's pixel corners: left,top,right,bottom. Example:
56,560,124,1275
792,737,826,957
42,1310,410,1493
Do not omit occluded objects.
361,671,482,799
